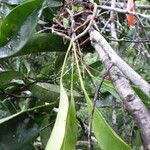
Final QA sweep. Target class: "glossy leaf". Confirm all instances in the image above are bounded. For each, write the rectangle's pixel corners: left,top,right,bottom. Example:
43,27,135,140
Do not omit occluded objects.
0,0,43,58
46,84,69,150
0,103,56,150
0,71,24,88
14,33,68,57
0,0,43,45
2,0,27,5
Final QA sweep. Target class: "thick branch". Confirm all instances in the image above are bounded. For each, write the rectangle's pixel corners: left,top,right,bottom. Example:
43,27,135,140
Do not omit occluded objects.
89,29,150,96
89,28,150,149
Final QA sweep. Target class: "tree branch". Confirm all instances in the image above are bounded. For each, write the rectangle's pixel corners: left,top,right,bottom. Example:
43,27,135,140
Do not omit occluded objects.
98,5,150,19
89,29,150,96
101,2,150,10
89,28,150,149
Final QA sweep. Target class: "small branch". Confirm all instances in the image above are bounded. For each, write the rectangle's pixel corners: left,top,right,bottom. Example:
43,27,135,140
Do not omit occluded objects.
77,116,87,137
101,2,150,10
40,121,54,131
51,27,71,41
0,88,33,99
76,101,122,109
100,18,111,33
98,5,150,19
112,99,117,127
88,65,113,149
73,3,97,41
106,38,150,44
76,141,89,147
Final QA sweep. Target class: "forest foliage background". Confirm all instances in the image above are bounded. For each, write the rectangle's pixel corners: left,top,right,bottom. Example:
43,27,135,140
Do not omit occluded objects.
0,0,149,149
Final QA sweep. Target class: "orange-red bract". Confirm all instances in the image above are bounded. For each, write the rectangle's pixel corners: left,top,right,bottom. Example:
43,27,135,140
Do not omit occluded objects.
127,0,135,27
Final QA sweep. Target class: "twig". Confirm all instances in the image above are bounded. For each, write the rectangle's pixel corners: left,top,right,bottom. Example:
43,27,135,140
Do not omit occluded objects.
101,2,150,10
77,116,87,137
106,38,150,44
51,27,71,40
40,121,54,131
73,10,93,17
0,88,33,99
76,141,89,146
76,101,122,109
88,65,113,149
100,18,111,33
79,37,90,47
74,19,90,32
98,5,150,19
112,99,117,127
73,3,97,41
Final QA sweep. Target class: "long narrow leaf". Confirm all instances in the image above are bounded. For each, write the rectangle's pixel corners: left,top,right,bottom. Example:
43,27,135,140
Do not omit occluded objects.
61,60,78,150
73,42,131,150
61,96,78,150
45,84,69,150
46,42,73,149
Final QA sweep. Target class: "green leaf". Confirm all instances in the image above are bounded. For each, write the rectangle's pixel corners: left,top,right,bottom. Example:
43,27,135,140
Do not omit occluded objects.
14,33,68,57
0,101,11,119
102,80,121,100
30,83,60,104
40,117,52,148
0,103,56,150
0,0,43,45
73,43,131,150
55,53,65,72
2,0,27,5
93,107,131,150
46,84,69,150
2,99,17,114
30,82,82,104
72,6,83,12
133,86,150,109
0,71,24,88
84,92,131,150
61,97,78,150
0,0,43,58
63,18,69,29
45,0,62,7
